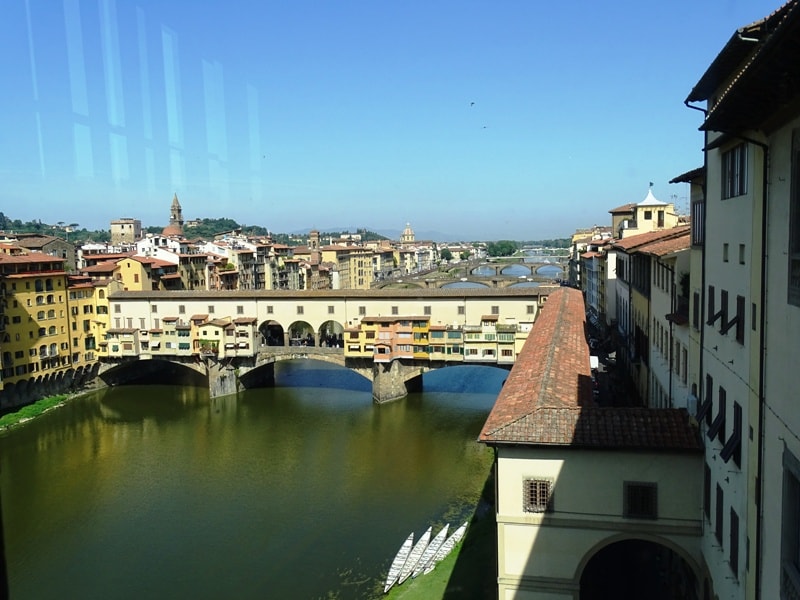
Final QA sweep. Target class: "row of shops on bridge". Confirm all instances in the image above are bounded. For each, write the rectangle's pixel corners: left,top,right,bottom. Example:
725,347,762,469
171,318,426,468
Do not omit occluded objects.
103,311,533,367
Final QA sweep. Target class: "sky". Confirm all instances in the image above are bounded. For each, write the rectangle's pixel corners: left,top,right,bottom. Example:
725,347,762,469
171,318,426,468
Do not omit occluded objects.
0,0,786,241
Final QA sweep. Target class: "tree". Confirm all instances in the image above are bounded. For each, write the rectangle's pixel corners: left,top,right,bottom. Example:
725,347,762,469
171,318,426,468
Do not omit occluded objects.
486,240,519,257
460,251,471,261
439,248,453,262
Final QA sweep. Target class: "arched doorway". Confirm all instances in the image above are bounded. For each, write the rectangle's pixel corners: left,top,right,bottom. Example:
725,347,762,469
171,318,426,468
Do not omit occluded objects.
287,320,314,346
579,538,698,600
317,320,344,348
259,320,285,346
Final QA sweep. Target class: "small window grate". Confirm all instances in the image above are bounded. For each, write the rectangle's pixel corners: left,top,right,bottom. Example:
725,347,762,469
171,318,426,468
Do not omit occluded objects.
523,479,552,513
624,482,657,519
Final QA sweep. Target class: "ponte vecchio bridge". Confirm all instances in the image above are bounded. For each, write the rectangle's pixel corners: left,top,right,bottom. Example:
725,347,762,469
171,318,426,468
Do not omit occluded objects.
99,287,556,402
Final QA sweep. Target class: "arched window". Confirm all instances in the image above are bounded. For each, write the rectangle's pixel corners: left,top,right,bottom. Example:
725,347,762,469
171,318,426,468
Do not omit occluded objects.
37,311,45,320
38,328,46,337
36,295,44,305
47,309,55,319
46,294,54,304
48,326,56,335
49,343,57,356
38,345,47,356
45,278,53,291
99,289,105,299
35,279,44,292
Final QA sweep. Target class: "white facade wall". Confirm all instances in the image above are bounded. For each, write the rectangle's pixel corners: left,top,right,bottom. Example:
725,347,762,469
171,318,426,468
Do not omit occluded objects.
495,445,702,599
758,116,800,600
699,131,763,600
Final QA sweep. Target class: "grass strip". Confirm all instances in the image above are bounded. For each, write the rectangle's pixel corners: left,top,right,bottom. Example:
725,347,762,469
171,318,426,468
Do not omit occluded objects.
0,394,68,429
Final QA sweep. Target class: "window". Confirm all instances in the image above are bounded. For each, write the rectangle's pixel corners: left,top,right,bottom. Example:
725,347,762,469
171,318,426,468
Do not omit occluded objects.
708,387,726,442
134,274,139,283
527,304,535,314
297,306,304,315
458,306,465,315
739,244,745,265
491,306,499,315
424,305,431,315
730,508,739,577
791,129,800,305
179,305,186,314
391,306,398,315
267,305,273,314
644,210,652,220
735,295,745,344
693,292,700,330
722,143,747,199
721,401,742,467
723,243,729,262
704,463,711,521
328,305,335,314
623,482,657,519
782,449,800,599
115,304,121,313
715,484,724,544
358,306,366,316
208,305,215,314
523,479,552,513
237,305,244,315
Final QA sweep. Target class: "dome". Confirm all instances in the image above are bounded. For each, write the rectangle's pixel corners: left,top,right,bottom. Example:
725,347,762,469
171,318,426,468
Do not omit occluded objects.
162,223,183,237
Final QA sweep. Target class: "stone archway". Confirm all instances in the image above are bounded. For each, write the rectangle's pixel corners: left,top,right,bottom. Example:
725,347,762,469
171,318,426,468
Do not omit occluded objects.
259,320,285,346
287,320,314,346
317,320,344,348
577,535,699,600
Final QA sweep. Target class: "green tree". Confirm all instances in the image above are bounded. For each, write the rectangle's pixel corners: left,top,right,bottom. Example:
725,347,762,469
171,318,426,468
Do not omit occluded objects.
439,248,453,262
486,240,519,257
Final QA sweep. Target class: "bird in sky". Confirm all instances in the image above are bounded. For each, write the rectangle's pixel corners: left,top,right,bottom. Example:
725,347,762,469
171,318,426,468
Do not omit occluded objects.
470,102,475,107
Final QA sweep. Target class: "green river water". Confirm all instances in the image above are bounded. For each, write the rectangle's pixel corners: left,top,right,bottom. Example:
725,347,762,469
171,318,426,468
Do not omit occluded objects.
0,361,501,599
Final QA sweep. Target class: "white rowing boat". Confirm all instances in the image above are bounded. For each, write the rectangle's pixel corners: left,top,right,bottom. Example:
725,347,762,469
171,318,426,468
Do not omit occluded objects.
422,521,468,575
396,526,431,585
384,531,414,593
412,523,449,578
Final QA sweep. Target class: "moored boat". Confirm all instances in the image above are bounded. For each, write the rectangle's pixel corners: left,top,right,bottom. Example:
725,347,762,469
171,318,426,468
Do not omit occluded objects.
384,531,414,593
396,526,431,585
422,521,468,575
412,523,449,578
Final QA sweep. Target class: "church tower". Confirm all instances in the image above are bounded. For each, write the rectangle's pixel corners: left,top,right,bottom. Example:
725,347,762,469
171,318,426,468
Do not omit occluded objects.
401,222,415,244
162,193,185,237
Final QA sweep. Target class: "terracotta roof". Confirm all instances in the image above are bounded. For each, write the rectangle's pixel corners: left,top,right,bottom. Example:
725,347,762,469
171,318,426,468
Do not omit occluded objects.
694,2,800,131
478,287,702,451
233,317,257,325
638,231,691,257
669,167,703,184
608,203,636,214
80,261,119,273
610,225,691,252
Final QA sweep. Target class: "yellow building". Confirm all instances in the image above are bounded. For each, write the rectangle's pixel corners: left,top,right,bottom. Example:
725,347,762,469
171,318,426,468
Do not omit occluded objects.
0,252,71,405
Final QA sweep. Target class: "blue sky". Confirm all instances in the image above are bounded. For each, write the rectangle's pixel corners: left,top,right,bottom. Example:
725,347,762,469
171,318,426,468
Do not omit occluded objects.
0,0,784,241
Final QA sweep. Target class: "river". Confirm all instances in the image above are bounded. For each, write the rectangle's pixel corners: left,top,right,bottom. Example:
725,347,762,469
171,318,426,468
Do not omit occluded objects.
0,361,502,599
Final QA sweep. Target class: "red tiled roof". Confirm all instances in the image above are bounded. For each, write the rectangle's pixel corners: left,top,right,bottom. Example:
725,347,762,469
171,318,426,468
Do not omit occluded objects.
638,231,691,257
479,287,701,451
609,203,636,214
610,225,691,252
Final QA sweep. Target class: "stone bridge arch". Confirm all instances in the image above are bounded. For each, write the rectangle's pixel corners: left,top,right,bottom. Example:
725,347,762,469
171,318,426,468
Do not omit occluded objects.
98,357,208,388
